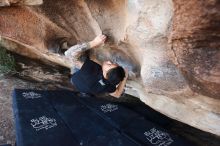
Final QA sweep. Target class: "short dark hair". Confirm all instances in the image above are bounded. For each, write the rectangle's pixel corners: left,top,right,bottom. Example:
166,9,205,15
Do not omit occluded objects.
107,66,125,86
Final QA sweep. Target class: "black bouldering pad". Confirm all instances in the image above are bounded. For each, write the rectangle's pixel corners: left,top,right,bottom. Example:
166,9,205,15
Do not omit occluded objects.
12,89,193,146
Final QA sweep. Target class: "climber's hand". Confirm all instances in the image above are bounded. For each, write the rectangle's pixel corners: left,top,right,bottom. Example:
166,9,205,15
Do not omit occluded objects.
89,34,106,48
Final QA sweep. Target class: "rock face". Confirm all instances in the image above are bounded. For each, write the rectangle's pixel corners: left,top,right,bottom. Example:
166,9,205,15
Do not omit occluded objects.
0,0,219,136
171,0,220,99
0,0,42,6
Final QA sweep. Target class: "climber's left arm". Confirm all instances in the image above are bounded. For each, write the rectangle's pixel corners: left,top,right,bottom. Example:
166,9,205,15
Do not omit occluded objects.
110,69,128,98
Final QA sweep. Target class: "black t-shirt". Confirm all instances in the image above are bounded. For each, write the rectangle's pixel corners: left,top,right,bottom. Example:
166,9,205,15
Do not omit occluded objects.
71,59,116,95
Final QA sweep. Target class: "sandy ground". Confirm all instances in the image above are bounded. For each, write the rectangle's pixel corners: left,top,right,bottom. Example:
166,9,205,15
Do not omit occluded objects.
0,79,15,145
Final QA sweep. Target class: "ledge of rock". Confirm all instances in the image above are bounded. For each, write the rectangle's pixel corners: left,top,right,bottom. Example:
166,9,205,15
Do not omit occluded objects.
0,0,42,6
0,0,219,136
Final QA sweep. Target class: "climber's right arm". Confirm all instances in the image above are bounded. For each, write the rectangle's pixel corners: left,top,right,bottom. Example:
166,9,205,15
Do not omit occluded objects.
64,34,106,57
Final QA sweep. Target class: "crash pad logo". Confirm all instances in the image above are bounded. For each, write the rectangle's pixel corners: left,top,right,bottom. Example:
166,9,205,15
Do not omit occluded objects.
22,91,42,99
30,116,57,131
100,103,118,113
144,128,174,146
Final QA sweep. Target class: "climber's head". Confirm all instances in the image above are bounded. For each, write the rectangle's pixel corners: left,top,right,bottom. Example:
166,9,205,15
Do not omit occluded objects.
102,61,125,85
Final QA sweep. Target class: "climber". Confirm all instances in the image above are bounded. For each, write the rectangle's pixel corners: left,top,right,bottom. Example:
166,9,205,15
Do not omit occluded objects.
64,34,128,98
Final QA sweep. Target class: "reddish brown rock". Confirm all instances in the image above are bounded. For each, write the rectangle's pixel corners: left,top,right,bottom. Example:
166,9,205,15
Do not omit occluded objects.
0,0,42,6
171,0,220,98
0,6,71,52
